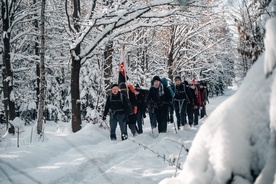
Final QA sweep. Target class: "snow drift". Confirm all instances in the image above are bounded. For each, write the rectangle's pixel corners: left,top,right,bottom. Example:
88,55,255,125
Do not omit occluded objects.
161,18,276,184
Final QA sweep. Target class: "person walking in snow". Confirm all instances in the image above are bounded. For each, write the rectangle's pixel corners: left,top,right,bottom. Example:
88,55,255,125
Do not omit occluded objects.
134,84,147,134
167,79,174,124
187,81,200,126
102,84,131,141
172,76,188,129
119,82,138,137
147,76,171,133
198,81,208,119
161,78,175,125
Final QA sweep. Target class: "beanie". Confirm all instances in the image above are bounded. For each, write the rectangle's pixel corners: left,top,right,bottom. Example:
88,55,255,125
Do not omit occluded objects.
111,84,119,89
152,76,161,82
174,76,181,81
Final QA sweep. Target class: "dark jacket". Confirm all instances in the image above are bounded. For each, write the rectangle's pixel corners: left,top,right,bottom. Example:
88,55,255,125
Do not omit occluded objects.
184,83,192,105
136,89,147,113
121,89,137,108
172,83,186,100
103,91,131,117
147,84,171,108
188,87,199,110
199,87,208,105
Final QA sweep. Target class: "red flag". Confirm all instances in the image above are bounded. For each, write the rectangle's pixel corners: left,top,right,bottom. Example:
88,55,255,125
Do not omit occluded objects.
118,62,128,84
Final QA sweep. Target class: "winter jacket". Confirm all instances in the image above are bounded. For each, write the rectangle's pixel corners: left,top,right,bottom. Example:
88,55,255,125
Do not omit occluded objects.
188,87,199,110
103,91,131,117
121,88,137,114
121,89,138,108
136,89,147,114
199,87,208,105
172,83,187,100
147,84,171,109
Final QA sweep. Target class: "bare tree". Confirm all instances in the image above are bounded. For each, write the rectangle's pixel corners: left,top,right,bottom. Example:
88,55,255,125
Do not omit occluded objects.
37,0,46,135
33,0,40,110
65,0,200,132
103,41,113,89
1,0,17,134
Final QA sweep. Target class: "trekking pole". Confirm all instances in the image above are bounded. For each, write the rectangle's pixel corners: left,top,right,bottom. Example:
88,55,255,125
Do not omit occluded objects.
173,119,177,134
172,100,177,134
205,105,208,117
101,120,110,130
171,108,177,134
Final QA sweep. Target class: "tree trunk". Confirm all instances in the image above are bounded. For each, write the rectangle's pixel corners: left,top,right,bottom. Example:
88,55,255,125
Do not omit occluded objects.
168,27,175,81
71,0,82,133
168,52,174,81
104,41,113,89
71,58,82,132
37,0,46,135
34,0,40,111
1,1,16,134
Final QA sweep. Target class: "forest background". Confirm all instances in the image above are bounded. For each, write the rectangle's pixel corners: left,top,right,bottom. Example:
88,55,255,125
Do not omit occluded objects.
0,0,274,134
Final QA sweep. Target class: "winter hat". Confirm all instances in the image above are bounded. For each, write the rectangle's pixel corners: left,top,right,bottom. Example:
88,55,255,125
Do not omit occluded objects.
191,79,196,85
199,81,205,86
174,76,181,81
111,84,119,89
119,82,127,89
152,76,161,82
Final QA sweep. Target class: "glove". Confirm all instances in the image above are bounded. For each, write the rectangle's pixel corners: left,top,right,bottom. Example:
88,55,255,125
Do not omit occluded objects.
133,106,138,114
102,116,106,121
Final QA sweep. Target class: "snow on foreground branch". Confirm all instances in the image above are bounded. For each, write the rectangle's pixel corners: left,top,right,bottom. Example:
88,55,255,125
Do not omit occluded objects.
161,18,276,184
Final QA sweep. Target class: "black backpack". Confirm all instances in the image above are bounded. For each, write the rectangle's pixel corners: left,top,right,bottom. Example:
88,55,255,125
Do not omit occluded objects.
110,91,134,115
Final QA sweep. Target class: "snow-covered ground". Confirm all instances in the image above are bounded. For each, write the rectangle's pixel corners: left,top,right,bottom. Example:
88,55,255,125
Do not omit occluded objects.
162,18,276,184
0,90,232,184
2,17,276,184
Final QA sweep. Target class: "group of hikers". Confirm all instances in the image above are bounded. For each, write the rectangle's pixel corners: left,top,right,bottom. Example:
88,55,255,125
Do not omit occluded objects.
102,75,208,141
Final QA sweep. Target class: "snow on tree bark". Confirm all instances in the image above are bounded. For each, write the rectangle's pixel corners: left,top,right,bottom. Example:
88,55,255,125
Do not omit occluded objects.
37,0,46,135
1,0,16,134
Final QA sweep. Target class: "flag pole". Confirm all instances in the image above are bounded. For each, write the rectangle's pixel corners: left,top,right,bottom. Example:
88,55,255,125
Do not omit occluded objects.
121,44,129,98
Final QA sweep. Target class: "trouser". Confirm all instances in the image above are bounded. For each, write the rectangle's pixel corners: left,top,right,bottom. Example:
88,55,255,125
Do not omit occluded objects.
167,103,174,123
109,113,127,140
200,104,206,118
149,111,157,128
127,114,137,135
155,105,168,133
174,100,187,128
187,107,199,126
136,110,143,134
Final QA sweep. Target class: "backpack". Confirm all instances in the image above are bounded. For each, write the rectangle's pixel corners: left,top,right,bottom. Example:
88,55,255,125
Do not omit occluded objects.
110,91,134,115
161,77,175,97
110,91,123,103
174,83,191,104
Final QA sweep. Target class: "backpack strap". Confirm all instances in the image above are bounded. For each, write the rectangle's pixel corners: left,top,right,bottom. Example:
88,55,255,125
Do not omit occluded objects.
110,92,123,103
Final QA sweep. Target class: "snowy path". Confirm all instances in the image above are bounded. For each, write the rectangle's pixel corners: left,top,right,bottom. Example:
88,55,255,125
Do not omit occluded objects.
0,90,235,184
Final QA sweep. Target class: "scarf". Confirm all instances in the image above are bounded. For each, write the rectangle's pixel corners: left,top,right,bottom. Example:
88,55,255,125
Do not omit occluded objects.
158,83,165,97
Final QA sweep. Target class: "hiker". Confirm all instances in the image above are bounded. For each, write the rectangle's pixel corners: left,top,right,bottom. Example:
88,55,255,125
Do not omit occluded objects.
167,79,174,124
187,81,200,126
135,84,147,134
147,76,171,133
161,78,175,125
102,84,131,141
172,76,188,129
119,82,138,136
148,79,157,129
198,81,208,119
